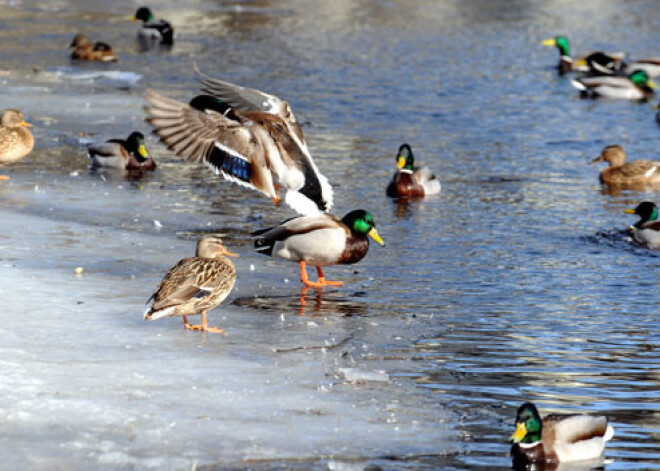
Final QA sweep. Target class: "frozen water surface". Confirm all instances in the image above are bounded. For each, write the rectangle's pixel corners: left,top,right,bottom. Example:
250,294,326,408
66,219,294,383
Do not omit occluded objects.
3,0,660,469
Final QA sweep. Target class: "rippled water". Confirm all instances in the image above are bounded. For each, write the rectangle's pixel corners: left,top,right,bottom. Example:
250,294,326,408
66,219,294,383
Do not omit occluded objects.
3,0,660,469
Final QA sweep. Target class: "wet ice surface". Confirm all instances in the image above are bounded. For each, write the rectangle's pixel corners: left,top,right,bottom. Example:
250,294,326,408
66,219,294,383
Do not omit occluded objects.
4,0,660,469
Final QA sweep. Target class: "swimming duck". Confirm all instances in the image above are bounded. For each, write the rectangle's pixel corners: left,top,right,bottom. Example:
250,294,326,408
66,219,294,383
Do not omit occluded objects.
0,109,34,180
571,70,657,100
144,75,334,215
144,236,237,333
625,58,660,78
87,131,156,171
253,209,384,288
70,34,118,62
624,202,660,248
510,402,614,465
386,143,440,198
541,36,625,75
591,145,660,187
132,7,174,46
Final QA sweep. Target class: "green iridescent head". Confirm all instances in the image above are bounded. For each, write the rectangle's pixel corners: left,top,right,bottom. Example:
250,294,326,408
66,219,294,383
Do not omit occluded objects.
511,402,542,444
625,201,659,228
342,210,385,246
396,143,414,171
125,131,150,163
629,69,657,89
542,35,570,57
133,7,154,23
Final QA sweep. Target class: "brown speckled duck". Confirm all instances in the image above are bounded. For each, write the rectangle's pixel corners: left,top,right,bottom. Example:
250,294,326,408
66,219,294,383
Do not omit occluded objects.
87,131,156,171
386,143,441,198
510,402,614,466
144,236,238,333
0,109,34,180
591,145,660,187
70,34,118,62
254,210,384,288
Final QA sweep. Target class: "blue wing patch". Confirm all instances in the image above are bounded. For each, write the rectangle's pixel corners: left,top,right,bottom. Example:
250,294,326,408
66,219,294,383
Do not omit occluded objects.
208,145,250,182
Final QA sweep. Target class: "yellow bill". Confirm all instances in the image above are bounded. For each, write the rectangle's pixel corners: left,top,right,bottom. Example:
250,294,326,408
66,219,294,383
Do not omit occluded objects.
20,119,32,128
624,208,636,214
648,79,659,90
510,422,527,443
138,144,149,159
130,15,137,21
573,58,587,68
368,227,385,246
541,38,556,47
396,156,406,169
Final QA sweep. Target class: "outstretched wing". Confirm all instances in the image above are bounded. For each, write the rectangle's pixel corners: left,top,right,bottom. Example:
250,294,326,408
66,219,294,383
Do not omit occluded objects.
195,66,305,145
144,89,274,195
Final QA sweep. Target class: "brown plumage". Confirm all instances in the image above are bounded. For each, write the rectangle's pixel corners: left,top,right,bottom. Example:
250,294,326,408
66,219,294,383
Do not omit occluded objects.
70,34,118,62
144,236,237,333
143,72,334,216
591,144,660,188
0,109,34,179
386,144,441,198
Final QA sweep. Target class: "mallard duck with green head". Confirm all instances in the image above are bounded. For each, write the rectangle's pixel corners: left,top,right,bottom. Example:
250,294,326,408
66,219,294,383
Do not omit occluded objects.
591,145,660,187
571,70,657,99
87,131,156,171
511,402,614,465
144,72,334,216
386,143,440,198
132,7,174,46
0,109,33,181
254,210,384,288
541,36,625,75
625,201,660,248
144,236,238,333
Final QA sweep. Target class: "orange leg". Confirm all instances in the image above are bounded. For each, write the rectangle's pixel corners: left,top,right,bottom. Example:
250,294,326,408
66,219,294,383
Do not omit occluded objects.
182,312,226,334
272,194,282,206
299,261,343,288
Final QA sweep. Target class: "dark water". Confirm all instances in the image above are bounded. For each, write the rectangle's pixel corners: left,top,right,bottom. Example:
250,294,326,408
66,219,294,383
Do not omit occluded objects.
2,0,660,469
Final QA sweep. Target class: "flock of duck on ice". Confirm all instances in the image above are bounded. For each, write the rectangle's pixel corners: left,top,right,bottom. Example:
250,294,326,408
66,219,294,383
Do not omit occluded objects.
8,15,660,466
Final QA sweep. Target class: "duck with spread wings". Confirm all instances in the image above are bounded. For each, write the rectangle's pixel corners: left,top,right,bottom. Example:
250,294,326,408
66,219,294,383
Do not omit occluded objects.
144,71,333,216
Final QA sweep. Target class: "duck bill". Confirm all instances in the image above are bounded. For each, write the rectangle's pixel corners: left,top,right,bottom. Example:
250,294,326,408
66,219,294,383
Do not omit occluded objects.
510,422,527,443
624,208,636,214
541,38,556,47
648,79,659,90
222,248,239,258
138,144,150,159
130,15,137,21
591,154,604,164
573,58,587,68
396,156,406,169
20,119,32,128
368,227,385,246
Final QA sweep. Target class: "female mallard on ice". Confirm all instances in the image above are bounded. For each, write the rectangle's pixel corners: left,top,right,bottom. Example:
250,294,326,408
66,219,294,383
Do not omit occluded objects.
510,402,614,465
144,236,238,333
144,73,333,215
571,70,657,100
87,131,156,171
70,34,118,62
0,109,33,180
254,210,384,288
132,7,174,46
624,202,660,248
386,144,440,198
541,36,625,75
591,145,660,187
